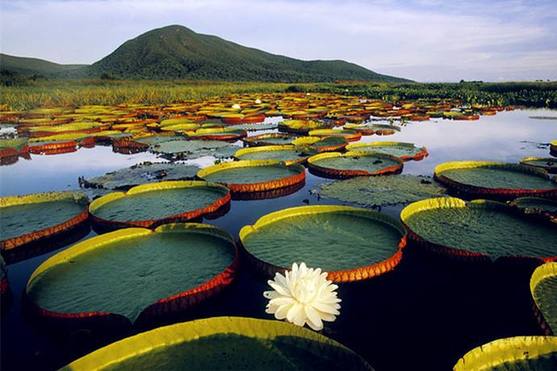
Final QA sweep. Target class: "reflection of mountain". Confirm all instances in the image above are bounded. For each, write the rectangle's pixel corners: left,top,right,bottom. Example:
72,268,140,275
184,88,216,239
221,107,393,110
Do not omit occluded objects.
1,25,409,82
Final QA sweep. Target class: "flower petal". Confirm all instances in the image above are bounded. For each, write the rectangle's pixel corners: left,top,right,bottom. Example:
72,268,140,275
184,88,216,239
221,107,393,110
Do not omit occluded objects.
304,305,323,331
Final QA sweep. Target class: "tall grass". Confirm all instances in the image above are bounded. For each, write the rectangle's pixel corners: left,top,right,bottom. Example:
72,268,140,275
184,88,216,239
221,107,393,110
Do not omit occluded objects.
0,80,315,110
2,80,556,110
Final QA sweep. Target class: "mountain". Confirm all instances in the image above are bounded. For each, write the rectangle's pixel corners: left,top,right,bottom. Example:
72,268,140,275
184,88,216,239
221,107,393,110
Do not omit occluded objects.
2,25,409,82
0,53,86,77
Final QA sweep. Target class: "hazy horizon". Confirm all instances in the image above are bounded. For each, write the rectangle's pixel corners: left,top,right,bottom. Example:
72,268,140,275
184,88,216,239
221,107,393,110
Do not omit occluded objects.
1,0,556,82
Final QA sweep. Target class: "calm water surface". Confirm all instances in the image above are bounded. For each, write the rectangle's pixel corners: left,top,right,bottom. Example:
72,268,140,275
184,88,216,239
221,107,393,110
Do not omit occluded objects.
1,109,555,371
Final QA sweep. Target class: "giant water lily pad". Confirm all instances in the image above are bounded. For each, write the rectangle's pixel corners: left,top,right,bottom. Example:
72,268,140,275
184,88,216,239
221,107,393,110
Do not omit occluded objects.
242,133,297,146
510,197,557,222
278,120,332,134
187,128,247,141
401,197,557,260
531,263,557,334
81,162,199,190
435,161,557,199
234,145,308,165
0,192,88,252
239,205,406,282
134,135,184,146
227,122,278,131
61,317,373,370
520,157,557,173
317,175,446,207
308,129,361,142
454,336,557,370
26,224,237,323
346,142,428,161
307,151,403,178
295,136,349,154
197,160,305,193
0,138,28,151
89,181,230,229
150,140,237,159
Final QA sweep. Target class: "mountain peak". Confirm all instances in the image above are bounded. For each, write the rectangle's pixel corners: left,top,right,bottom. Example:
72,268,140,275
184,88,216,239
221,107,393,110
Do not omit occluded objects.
2,25,409,82
91,25,408,82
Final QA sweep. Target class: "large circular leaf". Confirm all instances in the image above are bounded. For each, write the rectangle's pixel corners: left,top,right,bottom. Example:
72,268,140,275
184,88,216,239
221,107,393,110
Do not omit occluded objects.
197,160,305,193
240,205,406,282
26,224,237,324
307,151,403,178
317,175,446,207
401,197,557,261
89,181,230,229
242,133,297,147
81,162,199,190
346,141,428,161
520,157,557,174
234,145,308,165
531,263,557,334
454,336,557,370
0,191,89,252
434,161,557,200
61,317,373,370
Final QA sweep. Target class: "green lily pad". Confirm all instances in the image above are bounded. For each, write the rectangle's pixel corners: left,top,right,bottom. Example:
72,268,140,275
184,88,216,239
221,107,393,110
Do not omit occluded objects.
134,135,184,146
401,197,557,260
0,192,88,244
308,151,403,178
511,197,557,221
81,162,199,190
520,157,557,173
317,175,446,207
346,142,428,161
26,224,237,322
242,133,297,146
89,181,229,226
234,145,307,164
150,140,237,159
197,161,305,189
531,263,557,334
61,317,373,370
0,138,27,151
454,336,557,370
240,205,405,281
435,161,557,199
227,122,278,131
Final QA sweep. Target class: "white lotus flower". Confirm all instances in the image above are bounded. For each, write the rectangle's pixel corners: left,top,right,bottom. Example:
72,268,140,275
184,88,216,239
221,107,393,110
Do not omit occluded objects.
232,103,241,110
263,262,341,331
255,99,262,104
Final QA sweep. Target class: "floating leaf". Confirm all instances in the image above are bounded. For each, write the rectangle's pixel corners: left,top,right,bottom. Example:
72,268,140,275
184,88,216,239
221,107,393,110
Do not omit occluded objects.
317,175,446,207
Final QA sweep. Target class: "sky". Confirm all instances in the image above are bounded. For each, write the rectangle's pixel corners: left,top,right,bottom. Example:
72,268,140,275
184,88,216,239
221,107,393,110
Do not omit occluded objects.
1,0,556,82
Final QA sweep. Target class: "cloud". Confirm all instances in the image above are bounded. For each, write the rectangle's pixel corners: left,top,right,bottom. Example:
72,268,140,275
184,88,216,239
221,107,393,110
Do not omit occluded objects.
1,0,556,81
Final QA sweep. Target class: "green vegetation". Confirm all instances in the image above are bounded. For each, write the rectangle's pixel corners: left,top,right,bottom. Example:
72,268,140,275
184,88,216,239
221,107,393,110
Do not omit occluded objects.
0,53,86,79
91,25,405,82
1,25,405,84
322,81,557,108
2,79,555,111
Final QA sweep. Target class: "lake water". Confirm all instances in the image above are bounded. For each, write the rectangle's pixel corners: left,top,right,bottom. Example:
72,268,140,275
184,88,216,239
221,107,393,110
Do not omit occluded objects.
1,109,555,370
